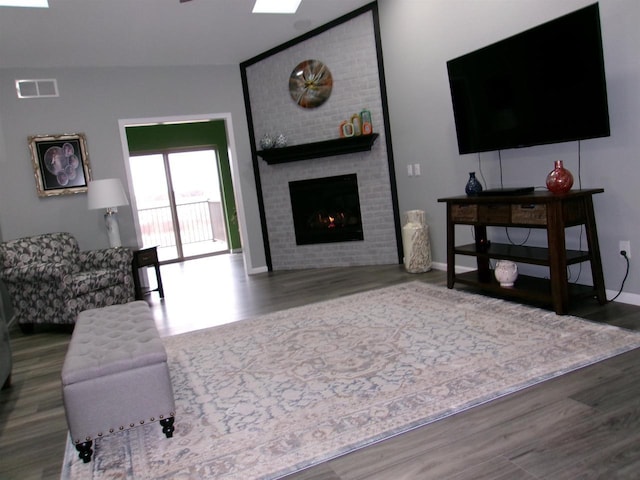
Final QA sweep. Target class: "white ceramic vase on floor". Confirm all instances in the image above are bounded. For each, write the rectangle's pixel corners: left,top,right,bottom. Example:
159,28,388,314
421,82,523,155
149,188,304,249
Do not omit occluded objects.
402,210,432,273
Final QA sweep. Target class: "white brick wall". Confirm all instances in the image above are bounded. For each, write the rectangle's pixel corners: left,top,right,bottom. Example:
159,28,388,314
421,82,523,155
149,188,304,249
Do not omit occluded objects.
245,10,398,270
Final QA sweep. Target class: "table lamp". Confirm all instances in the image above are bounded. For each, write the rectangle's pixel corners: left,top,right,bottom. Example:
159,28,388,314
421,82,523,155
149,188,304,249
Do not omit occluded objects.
87,178,129,248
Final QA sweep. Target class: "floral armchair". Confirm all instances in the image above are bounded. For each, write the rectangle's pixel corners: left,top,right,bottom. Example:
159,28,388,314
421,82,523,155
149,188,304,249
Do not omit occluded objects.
0,232,135,332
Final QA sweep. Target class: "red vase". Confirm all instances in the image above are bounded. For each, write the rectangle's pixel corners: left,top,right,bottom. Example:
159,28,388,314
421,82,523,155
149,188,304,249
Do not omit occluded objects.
546,160,573,193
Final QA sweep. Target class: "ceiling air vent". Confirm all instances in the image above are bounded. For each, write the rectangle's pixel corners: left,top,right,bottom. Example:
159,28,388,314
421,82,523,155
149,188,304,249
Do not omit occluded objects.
15,78,59,98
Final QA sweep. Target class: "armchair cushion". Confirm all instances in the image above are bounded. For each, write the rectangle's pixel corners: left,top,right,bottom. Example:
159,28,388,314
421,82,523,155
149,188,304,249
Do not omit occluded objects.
0,232,135,329
68,269,125,296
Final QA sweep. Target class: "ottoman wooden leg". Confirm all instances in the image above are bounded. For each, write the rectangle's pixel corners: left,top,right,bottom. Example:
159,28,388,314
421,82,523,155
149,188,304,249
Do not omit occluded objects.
160,417,175,438
75,440,93,463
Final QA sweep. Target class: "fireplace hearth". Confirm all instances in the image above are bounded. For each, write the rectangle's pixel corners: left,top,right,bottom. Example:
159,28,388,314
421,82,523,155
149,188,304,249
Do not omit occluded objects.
289,174,364,245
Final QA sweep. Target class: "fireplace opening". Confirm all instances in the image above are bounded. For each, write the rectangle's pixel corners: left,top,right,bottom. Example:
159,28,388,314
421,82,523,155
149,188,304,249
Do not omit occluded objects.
289,174,364,245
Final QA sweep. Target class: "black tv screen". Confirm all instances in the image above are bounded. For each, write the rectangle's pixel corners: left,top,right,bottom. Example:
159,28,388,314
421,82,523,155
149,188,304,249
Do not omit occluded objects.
446,3,610,154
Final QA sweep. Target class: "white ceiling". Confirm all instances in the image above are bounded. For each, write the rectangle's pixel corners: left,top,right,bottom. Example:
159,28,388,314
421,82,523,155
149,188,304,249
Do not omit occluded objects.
0,0,373,69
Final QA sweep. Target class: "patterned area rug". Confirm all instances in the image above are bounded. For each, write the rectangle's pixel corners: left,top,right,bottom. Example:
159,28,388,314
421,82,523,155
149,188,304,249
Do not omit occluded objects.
61,282,640,479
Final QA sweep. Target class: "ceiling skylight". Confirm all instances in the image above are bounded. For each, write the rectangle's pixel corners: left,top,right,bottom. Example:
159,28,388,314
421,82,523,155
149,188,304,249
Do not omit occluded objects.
252,0,302,14
0,0,48,7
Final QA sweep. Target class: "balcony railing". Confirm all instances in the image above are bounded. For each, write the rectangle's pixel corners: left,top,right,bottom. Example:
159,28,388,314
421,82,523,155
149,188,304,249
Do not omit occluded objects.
138,200,226,249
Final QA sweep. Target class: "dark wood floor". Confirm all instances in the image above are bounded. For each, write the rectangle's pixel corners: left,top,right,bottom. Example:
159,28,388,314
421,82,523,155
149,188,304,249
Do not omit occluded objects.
1,254,639,479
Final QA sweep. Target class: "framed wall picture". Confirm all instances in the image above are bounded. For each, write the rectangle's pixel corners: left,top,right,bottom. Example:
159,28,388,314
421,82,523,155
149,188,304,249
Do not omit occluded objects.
29,133,92,197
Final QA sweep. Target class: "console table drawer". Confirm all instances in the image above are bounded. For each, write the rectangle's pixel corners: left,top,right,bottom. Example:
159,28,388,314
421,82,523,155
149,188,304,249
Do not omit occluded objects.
512,204,547,225
451,204,477,222
133,248,158,267
478,204,510,223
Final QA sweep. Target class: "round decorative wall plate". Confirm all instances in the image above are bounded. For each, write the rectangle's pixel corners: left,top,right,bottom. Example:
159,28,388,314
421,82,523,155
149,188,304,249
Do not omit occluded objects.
289,59,333,108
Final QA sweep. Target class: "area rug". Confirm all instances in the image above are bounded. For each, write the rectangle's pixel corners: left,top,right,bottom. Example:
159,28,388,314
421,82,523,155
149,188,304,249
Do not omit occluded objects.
61,282,640,479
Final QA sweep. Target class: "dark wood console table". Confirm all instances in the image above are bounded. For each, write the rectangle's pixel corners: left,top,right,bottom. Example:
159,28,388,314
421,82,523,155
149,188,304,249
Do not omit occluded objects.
438,189,606,314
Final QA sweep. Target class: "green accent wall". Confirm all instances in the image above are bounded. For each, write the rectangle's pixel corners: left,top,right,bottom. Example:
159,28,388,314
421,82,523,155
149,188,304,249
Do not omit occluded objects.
125,121,241,251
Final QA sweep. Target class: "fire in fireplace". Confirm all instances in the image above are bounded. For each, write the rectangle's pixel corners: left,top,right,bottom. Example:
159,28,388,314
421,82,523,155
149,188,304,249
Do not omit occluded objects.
289,174,364,245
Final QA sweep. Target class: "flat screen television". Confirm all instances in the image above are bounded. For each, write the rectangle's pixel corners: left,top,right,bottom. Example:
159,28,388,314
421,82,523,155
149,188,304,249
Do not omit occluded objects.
446,3,610,155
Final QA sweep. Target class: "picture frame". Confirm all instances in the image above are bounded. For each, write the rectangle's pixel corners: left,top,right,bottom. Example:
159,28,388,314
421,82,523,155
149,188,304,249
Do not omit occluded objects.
29,133,92,197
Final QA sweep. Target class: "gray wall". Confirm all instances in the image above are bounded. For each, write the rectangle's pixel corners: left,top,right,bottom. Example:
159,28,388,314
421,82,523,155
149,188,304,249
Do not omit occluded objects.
0,65,266,272
0,0,639,302
378,0,640,304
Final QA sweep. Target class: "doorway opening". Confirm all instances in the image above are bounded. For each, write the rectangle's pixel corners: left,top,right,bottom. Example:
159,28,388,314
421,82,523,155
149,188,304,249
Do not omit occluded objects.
129,148,228,262
123,119,243,266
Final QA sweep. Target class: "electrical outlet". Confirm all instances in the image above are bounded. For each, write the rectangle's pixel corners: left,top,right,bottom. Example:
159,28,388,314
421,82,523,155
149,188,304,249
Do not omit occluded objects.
619,240,631,258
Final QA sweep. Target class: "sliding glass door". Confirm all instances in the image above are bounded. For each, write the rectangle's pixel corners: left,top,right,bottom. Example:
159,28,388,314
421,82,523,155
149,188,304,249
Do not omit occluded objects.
129,148,228,262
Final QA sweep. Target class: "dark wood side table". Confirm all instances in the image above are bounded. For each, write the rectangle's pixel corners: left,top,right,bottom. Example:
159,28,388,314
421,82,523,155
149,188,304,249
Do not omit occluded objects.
132,246,165,300
438,189,606,314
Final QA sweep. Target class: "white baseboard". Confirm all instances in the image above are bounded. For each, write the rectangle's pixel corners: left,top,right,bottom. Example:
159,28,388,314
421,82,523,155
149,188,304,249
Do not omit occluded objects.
605,290,640,306
248,265,269,275
430,261,448,272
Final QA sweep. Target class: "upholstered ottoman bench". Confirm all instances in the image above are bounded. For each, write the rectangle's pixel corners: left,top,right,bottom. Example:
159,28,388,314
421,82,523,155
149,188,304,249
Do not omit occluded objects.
61,301,175,463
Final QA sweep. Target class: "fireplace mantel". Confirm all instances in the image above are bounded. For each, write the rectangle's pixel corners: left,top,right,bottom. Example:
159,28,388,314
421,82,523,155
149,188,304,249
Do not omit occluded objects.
257,133,379,165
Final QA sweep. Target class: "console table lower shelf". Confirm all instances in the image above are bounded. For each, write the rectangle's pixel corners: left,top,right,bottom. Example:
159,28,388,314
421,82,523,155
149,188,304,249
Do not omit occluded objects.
454,270,602,307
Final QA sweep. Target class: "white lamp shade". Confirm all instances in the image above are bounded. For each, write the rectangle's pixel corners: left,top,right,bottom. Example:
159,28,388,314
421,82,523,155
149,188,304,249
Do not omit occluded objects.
87,178,129,210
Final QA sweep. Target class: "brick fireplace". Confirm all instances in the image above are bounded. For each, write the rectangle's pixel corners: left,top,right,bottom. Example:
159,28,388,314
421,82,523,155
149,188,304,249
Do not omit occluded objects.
242,5,400,270
255,136,398,270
